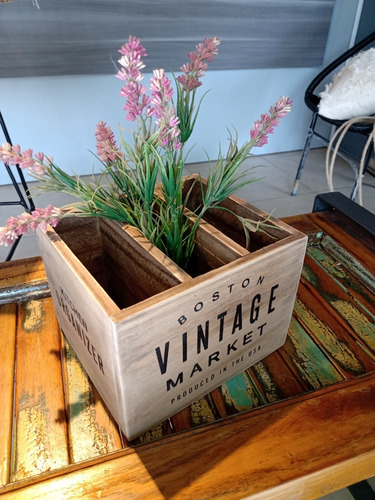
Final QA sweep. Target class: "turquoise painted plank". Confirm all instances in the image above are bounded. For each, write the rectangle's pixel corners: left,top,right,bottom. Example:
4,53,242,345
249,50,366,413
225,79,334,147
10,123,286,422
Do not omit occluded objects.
301,256,375,355
294,299,366,377
284,316,344,390
307,242,374,309
321,235,375,295
220,371,265,414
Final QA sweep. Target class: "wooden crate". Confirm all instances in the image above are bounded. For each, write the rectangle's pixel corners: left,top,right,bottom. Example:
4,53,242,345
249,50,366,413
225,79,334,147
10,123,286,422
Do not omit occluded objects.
37,178,307,439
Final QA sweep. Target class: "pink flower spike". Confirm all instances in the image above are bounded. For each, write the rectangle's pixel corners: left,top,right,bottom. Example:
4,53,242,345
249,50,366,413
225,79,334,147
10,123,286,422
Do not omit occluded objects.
271,96,293,117
116,36,151,122
249,96,292,148
148,68,181,149
0,142,48,175
178,37,221,92
257,136,268,147
0,227,15,247
150,69,174,116
0,205,63,246
34,152,44,162
118,36,147,59
95,121,121,163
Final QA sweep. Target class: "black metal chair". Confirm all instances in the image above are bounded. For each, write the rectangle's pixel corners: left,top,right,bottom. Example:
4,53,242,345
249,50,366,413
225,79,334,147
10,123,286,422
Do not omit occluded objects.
291,30,375,198
0,111,35,261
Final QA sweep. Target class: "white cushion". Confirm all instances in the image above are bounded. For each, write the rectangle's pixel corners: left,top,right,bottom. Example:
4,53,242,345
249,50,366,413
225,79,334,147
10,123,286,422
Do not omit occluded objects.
318,47,375,120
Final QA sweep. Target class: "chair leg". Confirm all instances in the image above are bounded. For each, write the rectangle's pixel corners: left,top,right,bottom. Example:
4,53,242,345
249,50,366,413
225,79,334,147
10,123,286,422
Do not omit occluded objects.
291,113,318,196
350,139,374,201
364,141,374,177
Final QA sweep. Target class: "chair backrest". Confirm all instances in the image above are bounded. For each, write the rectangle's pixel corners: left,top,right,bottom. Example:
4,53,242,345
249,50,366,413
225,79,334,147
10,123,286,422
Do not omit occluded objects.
305,30,375,112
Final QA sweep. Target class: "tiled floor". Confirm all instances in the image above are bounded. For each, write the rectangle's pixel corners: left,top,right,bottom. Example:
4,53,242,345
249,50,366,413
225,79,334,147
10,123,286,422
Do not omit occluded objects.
1,148,375,498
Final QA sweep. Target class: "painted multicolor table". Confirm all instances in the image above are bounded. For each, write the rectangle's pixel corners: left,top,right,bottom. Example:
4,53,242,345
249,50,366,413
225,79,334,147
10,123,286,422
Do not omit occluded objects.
0,194,374,499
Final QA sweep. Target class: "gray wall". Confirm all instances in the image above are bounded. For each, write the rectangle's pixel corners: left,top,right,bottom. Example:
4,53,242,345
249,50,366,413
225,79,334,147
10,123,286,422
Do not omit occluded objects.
1,0,333,77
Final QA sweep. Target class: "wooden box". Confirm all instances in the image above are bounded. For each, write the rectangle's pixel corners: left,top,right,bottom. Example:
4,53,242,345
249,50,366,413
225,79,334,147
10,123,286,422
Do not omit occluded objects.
37,177,307,439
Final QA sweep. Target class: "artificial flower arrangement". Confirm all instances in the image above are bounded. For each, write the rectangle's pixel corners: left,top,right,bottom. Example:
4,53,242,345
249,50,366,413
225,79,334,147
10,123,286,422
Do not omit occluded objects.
0,36,292,270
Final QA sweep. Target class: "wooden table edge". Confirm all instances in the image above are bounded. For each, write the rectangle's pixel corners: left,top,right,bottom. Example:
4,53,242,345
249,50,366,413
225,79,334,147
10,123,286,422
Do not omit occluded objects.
1,372,375,499
247,448,375,500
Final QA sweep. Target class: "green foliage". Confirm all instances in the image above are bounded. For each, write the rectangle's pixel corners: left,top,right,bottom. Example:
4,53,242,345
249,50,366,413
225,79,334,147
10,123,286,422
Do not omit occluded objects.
35,125,276,270
31,77,278,270
175,77,209,145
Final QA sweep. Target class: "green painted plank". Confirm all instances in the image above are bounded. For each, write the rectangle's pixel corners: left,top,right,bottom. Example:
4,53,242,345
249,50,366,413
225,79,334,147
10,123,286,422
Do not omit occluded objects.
302,258,375,356
321,235,375,295
307,242,374,311
219,371,265,414
333,300,375,353
294,299,366,377
283,316,344,390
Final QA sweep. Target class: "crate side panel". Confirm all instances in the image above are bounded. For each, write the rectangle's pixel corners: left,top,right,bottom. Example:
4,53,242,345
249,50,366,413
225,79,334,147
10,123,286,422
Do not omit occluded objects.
115,234,307,439
54,218,108,290
99,220,190,308
37,229,124,431
183,176,292,250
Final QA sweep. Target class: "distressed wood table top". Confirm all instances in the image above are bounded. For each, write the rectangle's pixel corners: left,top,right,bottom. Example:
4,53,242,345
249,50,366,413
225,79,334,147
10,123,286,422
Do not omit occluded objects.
0,207,374,499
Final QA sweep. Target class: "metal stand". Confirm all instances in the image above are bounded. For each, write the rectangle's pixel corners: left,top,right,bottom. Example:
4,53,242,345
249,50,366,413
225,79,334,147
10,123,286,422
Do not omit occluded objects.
291,112,374,201
313,192,375,237
0,111,35,261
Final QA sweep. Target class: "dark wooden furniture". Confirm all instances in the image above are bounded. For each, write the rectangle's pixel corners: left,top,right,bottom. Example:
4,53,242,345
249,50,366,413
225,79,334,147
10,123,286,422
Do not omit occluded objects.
0,197,374,499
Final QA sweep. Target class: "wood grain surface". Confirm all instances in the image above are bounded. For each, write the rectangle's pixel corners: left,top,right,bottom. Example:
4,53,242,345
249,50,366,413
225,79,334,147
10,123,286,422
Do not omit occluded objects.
0,208,374,499
0,303,16,486
11,298,69,481
1,376,375,499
